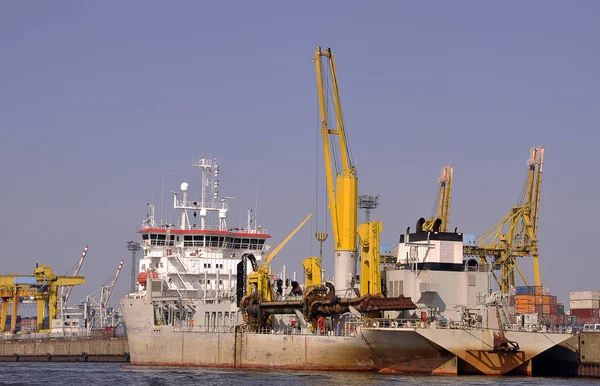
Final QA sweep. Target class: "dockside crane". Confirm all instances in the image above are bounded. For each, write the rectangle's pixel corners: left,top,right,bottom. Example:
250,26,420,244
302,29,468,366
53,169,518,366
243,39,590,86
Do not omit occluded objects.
422,165,454,232
314,47,360,298
83,259,124,329
61,245,89,307
464,146,544,293
101,259,124,314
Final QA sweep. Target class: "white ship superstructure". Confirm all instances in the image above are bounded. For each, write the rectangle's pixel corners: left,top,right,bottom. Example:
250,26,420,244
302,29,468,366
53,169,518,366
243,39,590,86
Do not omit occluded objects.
136,156,270,298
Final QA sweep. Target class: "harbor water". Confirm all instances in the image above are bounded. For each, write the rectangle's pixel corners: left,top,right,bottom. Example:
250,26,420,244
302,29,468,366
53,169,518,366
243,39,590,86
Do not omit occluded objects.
0,363,598,386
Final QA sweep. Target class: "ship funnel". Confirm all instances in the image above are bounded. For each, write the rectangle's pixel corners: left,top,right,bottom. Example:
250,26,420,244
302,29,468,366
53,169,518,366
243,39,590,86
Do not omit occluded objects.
432,218,442,233
416,218,425,232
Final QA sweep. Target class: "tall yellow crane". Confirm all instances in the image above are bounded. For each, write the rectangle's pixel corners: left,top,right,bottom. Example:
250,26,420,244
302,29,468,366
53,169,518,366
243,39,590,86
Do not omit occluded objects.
464,146,544,293
314,47,358,297
422,165,454,232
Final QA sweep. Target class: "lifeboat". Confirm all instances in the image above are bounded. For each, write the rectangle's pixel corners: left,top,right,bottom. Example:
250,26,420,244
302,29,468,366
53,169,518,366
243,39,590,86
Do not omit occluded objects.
137,271,159,286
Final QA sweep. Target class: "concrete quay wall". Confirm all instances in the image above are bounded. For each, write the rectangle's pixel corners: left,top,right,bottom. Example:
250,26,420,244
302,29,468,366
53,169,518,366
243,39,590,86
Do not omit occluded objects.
0,337,129,362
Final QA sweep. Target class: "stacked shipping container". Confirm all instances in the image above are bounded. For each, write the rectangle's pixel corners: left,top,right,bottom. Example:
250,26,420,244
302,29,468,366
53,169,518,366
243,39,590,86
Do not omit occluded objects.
570,291,600,324
512,286,567,325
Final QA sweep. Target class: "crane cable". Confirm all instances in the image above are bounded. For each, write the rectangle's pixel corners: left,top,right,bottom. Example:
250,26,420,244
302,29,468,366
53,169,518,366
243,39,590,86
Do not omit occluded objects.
429,185,442,218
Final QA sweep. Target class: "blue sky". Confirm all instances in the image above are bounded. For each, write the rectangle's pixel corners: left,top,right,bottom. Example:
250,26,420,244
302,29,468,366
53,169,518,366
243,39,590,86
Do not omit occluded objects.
1,1,598,307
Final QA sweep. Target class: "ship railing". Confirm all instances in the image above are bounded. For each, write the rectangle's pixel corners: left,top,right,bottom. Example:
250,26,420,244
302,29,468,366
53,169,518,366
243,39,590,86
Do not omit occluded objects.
367,317,574,334
172,325,235,334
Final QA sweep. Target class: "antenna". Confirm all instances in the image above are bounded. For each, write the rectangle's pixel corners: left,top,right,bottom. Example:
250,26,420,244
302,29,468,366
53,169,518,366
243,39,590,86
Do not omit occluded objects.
254,174,260,231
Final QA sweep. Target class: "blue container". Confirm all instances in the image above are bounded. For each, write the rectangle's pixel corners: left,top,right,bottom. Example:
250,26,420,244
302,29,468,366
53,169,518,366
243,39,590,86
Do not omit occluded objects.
515,286,535,295
13,277,37,285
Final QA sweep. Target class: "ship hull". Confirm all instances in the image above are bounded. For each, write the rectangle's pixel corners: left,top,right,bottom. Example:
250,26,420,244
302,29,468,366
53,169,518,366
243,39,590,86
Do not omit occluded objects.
121,298,571,374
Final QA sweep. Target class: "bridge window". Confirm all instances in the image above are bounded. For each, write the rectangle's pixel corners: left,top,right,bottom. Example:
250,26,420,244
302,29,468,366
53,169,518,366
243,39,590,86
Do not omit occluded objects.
241,238,250,249
193,235,204,247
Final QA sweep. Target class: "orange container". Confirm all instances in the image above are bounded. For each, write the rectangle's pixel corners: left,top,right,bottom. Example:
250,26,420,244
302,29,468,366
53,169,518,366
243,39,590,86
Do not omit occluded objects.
516,295,535,305
515,306,530,314
516,304,536,313
534,286,544,296
542,295,550,305
535,295,543,304
542,304,551,314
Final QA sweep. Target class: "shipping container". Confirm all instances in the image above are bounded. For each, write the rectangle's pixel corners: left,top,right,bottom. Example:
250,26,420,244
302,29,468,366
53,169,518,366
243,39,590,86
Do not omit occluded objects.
534,286,544,296
557,304,565,315
525,313,539,325
542,295,550,305
516,286,534,295
543,287,551,296
576,316,600,324
515,295,534,305
550,304,558,314
570,291,600,301
535,304,543,314
570,299,600,309
550,296,557,305
571,308,600,317
516,304,536,313
542,304,551,314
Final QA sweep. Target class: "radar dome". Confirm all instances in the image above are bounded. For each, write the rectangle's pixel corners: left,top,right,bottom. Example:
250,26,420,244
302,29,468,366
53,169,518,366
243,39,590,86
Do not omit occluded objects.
180,182,189,191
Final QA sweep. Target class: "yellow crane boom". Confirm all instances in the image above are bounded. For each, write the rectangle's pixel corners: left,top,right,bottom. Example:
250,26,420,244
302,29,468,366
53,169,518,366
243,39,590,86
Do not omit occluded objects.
247,214,312,301
423,165,454,232
315,46,358,297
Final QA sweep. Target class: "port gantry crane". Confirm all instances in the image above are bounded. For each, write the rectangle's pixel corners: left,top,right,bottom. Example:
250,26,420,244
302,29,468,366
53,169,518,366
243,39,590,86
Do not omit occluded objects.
464,146,545,294
422,165,454,232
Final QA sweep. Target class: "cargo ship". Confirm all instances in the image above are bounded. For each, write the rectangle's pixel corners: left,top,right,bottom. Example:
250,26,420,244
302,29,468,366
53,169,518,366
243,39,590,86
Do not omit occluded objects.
120,156,573,375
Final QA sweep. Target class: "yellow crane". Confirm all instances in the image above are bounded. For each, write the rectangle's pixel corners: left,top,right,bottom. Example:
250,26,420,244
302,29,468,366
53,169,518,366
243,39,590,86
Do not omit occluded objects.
0,264,85,332
33,265,86,331
464,146,544,293
247,214,312,301
314,46,359,297
422,165,454,232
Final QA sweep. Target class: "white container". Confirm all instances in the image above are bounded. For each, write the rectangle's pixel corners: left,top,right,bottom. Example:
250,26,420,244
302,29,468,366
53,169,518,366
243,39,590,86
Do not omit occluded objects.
543,287,550,295
570,299,600,309
524,313,539,325
570,291,600,301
